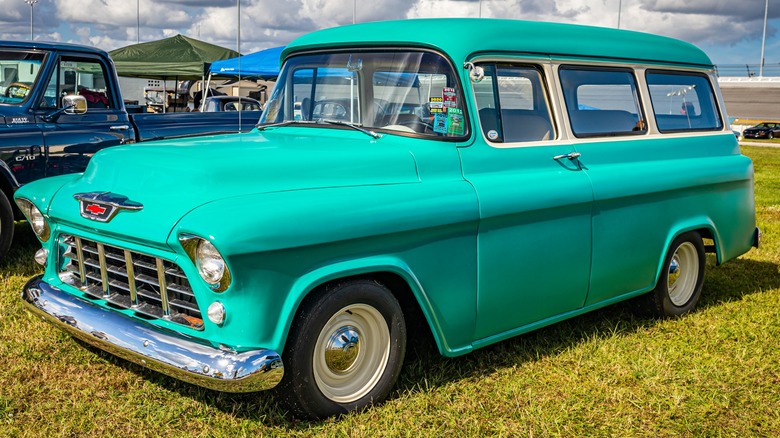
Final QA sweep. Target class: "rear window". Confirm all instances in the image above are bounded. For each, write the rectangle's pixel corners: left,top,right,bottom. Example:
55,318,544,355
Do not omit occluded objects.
645,71,722,132
559,66,647,138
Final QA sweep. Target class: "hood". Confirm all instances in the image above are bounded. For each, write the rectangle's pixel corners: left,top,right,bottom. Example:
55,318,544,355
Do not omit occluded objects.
48,127,421,246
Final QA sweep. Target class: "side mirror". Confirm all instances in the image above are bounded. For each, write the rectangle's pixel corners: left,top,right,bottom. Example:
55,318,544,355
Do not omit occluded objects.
62,95,88,115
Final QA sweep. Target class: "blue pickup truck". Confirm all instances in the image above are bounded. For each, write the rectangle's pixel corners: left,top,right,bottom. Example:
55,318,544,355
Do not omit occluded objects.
0,40,261,261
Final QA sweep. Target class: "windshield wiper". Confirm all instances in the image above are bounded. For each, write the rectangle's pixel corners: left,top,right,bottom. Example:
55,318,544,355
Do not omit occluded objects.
318,119,381,139
256,120,318,131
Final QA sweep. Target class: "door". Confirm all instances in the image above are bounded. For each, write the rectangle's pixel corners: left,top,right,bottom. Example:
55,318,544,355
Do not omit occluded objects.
462,63,593,341
39,53,133,177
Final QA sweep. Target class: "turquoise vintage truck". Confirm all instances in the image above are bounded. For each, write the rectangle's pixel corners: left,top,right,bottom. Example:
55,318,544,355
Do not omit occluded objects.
17,19,758,419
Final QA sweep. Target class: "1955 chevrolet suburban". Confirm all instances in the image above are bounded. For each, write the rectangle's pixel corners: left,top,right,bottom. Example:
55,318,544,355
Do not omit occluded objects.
16,19,759,419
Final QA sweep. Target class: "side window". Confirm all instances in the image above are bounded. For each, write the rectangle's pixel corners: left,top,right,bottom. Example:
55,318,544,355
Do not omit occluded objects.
646,70,722,132
43,57,112,110
291,67,359,122
473,64,555,143
559,66,646,137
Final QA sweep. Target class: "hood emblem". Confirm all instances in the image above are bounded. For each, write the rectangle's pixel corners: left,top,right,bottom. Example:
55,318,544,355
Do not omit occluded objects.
74,192,143,223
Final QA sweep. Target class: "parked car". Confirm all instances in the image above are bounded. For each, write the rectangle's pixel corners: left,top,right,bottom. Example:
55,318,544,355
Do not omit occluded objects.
741,122,780,139
0,41,263,261
17,19,758,419
203,96,262,112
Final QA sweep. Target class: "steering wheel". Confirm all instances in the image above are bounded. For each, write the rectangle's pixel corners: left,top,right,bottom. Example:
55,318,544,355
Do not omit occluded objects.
395,118,434,133
5,82,31,99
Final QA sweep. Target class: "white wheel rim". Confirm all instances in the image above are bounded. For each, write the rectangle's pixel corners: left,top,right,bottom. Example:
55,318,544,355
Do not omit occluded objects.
667,242,699,306
313,303,390,403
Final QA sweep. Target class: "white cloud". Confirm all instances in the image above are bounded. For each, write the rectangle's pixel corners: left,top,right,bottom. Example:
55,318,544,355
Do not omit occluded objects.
0,0,775,66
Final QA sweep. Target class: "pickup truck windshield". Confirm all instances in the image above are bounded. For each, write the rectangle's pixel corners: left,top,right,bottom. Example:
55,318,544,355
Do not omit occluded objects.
259,51,468,138
0,51,45,105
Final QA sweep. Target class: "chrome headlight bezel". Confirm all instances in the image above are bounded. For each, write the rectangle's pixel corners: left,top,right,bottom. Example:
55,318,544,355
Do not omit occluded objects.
16,198,51,242
180,235,232,292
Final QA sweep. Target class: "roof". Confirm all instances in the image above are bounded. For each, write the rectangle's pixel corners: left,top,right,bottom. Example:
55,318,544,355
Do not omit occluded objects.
0,40,109,57
283,18,713,68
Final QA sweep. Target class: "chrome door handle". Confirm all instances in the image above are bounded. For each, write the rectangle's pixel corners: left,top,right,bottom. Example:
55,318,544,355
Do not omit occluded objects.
553,152,581,161
110,125,130,131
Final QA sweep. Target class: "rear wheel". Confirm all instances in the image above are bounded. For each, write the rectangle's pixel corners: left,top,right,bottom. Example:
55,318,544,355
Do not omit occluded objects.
0,190,14,264
634,232,705,317
275,279,406,419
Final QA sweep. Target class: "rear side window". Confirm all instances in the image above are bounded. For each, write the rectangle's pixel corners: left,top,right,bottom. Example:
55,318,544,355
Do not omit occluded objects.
559,66,646,137
473,64,555,143
646,71,722,132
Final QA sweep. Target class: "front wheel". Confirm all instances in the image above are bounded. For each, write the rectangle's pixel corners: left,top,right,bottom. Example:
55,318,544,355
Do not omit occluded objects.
634,232,705,317
275,279,406,419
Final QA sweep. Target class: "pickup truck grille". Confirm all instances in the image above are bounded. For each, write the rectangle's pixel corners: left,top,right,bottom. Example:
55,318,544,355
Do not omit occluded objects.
58,234,203,330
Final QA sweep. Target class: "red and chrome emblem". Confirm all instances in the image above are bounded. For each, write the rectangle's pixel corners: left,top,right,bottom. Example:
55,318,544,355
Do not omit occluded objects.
85,204,107,215
74,192,143,223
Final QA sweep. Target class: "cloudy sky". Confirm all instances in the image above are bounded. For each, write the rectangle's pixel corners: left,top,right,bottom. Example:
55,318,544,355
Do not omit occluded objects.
0,0,778,76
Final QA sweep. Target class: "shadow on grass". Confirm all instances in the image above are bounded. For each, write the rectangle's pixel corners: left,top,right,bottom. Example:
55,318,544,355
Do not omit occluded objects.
35,251,780,429
0,222,45,277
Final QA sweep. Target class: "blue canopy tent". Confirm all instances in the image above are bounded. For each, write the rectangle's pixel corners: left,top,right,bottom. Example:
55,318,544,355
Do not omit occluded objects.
208,46,284,79
201,46,283,111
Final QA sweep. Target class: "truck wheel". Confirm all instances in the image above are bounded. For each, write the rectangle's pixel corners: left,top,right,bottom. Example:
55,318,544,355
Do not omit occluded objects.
635,232,705,317
0,190,14,263
276,279,406,419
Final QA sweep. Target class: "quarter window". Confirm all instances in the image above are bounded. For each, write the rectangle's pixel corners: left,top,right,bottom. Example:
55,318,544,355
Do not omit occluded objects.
646,71,722,132
559,67,646,137
473,64,555,143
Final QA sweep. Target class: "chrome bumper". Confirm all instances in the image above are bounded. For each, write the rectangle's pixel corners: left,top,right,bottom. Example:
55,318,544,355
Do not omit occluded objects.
21,276,283,392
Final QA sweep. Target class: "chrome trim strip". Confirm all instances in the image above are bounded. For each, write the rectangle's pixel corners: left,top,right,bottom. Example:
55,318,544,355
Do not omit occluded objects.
75,236,86,285
124,250,138,307
156,258,171,319
97,242,109,297
21,276,283,392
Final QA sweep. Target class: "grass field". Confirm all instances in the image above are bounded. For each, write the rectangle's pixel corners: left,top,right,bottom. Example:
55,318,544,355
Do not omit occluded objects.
1,146,778,437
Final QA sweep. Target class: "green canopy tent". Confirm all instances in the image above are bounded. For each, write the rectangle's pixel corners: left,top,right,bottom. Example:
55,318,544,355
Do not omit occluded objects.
109,34,239,79
109,34,239,111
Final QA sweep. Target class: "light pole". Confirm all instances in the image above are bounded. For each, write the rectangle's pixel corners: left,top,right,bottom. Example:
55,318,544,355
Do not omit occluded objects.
759,0,768,77
353,0,356,24
24,0,38,41
137,0,140,44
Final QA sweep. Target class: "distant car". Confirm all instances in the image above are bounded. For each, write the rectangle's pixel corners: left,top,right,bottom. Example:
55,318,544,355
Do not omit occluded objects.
203,96,262,112
742,122,780,140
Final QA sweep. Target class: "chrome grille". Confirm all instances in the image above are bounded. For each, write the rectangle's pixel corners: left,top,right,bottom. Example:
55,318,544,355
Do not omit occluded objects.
58,234,203,330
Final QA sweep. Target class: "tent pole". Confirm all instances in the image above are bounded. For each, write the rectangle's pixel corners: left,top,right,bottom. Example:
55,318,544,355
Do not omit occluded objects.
201,73,212,112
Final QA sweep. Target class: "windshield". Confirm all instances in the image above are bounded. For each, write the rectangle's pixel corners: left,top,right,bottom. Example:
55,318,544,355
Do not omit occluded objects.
0,50,45,105
260,51,468,138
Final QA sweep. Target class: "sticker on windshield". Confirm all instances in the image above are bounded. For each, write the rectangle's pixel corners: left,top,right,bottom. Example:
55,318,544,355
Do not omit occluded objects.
442,88,457,108
429,97,444,114
447,108,464,136
433,112,448,134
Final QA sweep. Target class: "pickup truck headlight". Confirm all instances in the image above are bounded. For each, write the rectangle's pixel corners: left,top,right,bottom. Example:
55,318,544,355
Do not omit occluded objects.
179,235,232,292
197,240,226,285
16,198,51,242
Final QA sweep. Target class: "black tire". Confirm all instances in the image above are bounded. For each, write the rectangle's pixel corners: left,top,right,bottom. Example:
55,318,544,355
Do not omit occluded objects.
634,232,705,317
0,190,15,264
275,278,406,419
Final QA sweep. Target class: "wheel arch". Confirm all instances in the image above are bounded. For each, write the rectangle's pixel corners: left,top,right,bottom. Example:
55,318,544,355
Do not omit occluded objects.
274,257,448,357
0,162,21,220
653,219,718,287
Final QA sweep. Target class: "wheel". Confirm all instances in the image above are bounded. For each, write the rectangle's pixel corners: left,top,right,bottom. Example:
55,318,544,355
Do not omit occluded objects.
0,190,14,264
634,232,705,317
275,278,406,419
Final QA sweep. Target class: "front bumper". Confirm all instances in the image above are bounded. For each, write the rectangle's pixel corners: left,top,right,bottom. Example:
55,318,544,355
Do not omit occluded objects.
21,276,283,392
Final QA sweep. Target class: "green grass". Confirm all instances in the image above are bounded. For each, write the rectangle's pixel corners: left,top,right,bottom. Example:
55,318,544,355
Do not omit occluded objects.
2,146,779,436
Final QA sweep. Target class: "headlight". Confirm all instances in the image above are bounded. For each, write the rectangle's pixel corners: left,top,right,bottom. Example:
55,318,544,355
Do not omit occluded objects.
16,198,51,242
179,235,232,292
197,240,225,285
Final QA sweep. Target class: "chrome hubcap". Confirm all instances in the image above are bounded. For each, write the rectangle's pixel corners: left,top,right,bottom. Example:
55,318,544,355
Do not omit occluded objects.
667,242,699,306
324,326,360,373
